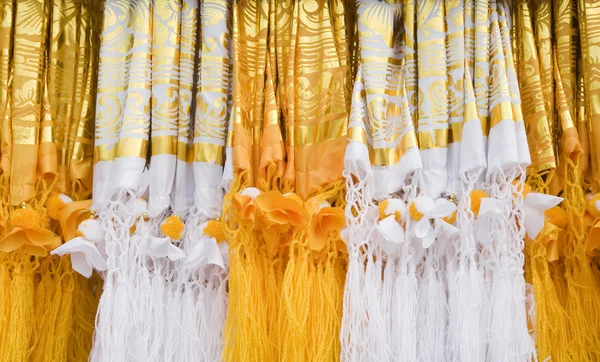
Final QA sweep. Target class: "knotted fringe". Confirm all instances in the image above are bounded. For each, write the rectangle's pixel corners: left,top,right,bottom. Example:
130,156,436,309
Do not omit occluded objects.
484,167,536,362
446,170,484,362
525,169,570,361
90,191,143,361
341,170,420,361
0,177,70,362
223,171,278,361
130,212,165,361
340,168,371,362
279,179,346,362
162,209,227,361
562,158,600,360
417,236,448,362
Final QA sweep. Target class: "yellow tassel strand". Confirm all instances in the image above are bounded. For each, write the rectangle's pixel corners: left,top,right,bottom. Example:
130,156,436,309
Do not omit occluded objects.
30,257,74,362
562,158,600,360
223,172,277,361
527,229,571,361
2,251,36,362
280,179,346,362
68,273,101,362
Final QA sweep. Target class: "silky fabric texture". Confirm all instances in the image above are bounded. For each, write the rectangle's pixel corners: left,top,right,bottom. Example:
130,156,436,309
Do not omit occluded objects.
0,0,102,361
89,1,232,361
224,0,352,360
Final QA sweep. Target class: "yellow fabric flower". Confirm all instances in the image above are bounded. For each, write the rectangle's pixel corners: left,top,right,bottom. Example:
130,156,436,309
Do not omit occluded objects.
308,206,345,252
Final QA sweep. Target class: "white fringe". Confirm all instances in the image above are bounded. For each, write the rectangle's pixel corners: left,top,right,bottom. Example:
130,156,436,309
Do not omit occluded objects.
91,192,144,362
417,246,448,362
341,169,421,362
446,170,484,362
483,167,536,362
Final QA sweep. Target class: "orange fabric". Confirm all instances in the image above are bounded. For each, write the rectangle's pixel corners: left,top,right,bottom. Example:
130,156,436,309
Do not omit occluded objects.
255,191,308,253
295,137,346,200
38,142,58,182
0,227,60,257
10,144,38,205
234,194,259,226
587,217,600,255
308,206,344,252
58,200,92,242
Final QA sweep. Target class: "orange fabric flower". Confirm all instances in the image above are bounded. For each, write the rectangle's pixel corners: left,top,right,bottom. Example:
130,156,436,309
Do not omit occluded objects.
0,227,61,257
234,194,259,226
308,206,345,251
587,217,600,256
538,222,561,262
255,191,308,250
58,200,92,241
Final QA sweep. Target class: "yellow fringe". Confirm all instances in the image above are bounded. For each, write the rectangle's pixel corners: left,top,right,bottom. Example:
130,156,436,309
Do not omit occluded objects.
68,273,102,362
0,253,11,358
527,238,571,361
562,158,600,360
30,256,75,362
2,251,36,362
279,178,346,362
223,170,279,361
0,173,99,362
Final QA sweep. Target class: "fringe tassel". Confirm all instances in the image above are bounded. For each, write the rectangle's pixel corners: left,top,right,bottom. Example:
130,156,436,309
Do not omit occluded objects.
562,158,600,359
446,171,484,362
525,169,572,361
280,179,346,362
90,193,139,361
484,168,536,362
0,253,10,358
3,251,35,362
223,172,278,361
30,257,74,362
417,248,448,362
68,273,101,362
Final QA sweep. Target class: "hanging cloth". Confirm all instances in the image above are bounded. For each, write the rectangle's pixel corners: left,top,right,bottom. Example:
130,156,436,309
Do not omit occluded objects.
0,0,102,361
340,0,422,360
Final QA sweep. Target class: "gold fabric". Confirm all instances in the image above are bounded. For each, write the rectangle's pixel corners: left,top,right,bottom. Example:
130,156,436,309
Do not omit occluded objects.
0,1,102,362
515,0,556,175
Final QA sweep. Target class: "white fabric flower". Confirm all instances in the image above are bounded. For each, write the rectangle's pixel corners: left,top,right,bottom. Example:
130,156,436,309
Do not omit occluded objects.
51,237,108,278
375,199,408,254
413,196,458,249
182,235,225,270
522,193,563,239
147,236,186,261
